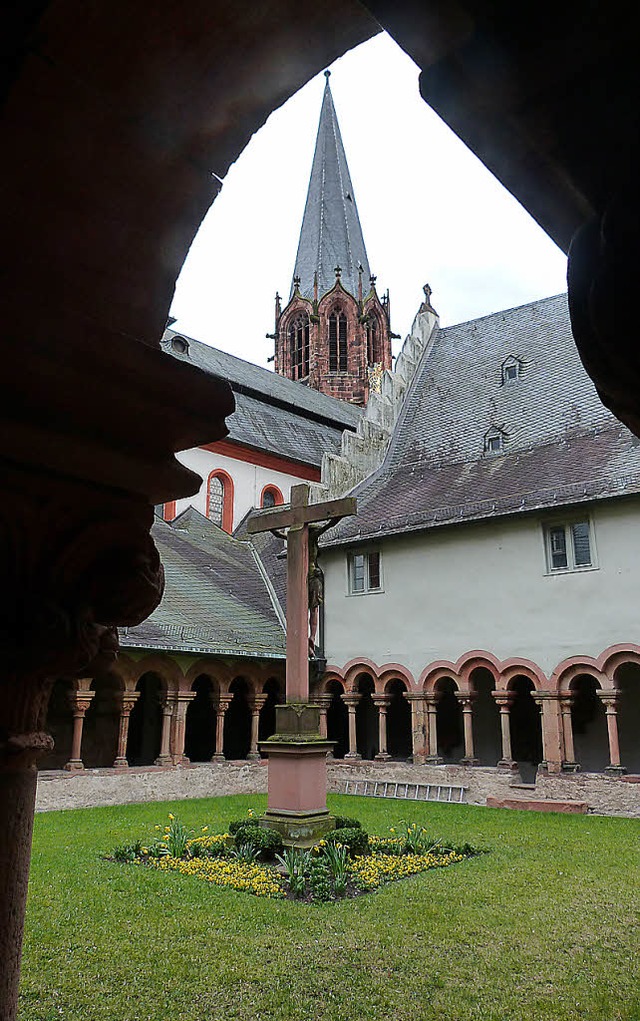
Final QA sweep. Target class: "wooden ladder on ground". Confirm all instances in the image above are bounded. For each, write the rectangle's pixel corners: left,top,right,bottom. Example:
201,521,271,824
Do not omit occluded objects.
337,778,466,803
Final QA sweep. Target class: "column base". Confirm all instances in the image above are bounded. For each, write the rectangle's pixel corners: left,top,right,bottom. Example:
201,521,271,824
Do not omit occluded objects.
260,809,335,848
497,758,518,772
605,764,627,776
247,752,261,762
374,751,391,762
561,761,581,773
63,760,84,771
344,751,362,761
113,757,128,769
460,756,479,766
210,753,226,763
154,755,172,766
538,760,562,775
424,754,443,764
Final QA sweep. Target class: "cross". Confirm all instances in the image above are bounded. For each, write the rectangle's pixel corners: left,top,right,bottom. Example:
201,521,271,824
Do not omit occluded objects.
248,483,356,702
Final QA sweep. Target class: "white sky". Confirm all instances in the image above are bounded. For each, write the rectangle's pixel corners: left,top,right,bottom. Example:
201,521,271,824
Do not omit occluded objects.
170,32,568,367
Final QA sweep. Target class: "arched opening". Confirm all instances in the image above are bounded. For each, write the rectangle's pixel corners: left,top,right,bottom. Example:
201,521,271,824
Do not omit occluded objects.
569,675,608,772
326,680,348,758
615,662,640,773
260,485,284,509
127,673,164,766
84,673,122,768
289,313,310,380
224,678,252,759
355,673,377,759
508,676,543,782
386,679,412,759
469,667,501,765
185,675,217,762
329,310,348,371
40,679,75,770
435,677,463,763
366,316,381,365
259,677,282,746
206,470,234,532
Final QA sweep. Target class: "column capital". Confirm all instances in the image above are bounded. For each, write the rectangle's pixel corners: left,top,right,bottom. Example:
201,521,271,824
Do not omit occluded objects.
371,694,391,708
248,694,268,712
120,691,140,713
341,693,361,708
455,692,476,708
68,691,95,715
217,693,234,712
492,690,514,708
403,691,427,703
311,693,333,710
423,692,440,707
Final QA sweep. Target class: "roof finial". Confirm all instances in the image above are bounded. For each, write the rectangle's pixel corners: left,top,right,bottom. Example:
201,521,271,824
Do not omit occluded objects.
324,69,331,80
293,275,301,293
334,265,342,279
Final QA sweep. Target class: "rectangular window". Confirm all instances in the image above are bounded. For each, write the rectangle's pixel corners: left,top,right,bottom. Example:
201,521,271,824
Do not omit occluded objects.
348,550,382,594
544,520,594,572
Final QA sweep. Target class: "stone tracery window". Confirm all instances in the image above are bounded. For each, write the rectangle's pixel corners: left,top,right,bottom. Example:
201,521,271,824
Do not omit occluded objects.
288,313,310,380
329,311,348,371
366,317,380,365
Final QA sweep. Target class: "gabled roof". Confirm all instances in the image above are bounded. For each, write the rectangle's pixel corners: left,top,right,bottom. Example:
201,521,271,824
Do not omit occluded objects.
325,293,640,545
291,72,371,301
161,328,361,467
120,509,286,658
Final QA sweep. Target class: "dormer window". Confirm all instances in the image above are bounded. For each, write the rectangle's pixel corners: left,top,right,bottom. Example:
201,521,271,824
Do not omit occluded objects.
171,335,189,355
485,427,506,454
502,356,522,384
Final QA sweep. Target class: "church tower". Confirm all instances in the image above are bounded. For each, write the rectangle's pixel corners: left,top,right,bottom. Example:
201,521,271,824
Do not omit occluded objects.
273,71,392,405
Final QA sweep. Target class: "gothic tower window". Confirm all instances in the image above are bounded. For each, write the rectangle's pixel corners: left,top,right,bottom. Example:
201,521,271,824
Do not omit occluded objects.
289,314,310,380
329,311,348,371
366,317,380,365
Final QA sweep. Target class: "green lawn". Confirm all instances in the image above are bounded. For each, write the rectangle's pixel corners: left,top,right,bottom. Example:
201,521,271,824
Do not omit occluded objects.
20,795,639,1021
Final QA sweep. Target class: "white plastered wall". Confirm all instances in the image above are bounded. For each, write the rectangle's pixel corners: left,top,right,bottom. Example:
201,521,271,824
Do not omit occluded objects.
322,497,640,678
172,447,312,530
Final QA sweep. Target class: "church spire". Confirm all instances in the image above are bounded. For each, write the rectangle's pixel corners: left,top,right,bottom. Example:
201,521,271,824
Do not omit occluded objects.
290,70,371,301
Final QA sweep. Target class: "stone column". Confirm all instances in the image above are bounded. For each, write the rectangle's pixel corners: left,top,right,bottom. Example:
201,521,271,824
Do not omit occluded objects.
599,690,626,775
403,692,427,763
64,691,95,771
113,692,139,768
559,694,579,771
372,695,391,761
532,691,563,774
311,694,333,757
456,693,478,766
155,696,174,766
172,692,196,765
341,693,362,760
247,694,268,760
492,693,517,771
212,694,233,762
424,693,443,764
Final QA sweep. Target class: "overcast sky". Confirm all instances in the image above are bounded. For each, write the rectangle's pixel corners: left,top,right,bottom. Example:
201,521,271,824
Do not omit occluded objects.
170,33,568,367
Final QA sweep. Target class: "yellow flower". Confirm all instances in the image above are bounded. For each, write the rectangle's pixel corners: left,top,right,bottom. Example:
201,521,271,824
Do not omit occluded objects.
168,813,175,821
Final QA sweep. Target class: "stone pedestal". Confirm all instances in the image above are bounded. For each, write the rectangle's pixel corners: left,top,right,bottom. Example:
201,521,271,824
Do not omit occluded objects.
259,703,335,847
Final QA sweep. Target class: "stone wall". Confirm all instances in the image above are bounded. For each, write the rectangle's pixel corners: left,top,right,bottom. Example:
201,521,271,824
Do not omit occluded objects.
36,761,640,817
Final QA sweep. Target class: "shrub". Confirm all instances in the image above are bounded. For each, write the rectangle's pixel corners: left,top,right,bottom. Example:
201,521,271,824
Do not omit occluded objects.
308,861,333,902
333,816,362,830
112,841,143,863
325,826,369,857
232,824,283,860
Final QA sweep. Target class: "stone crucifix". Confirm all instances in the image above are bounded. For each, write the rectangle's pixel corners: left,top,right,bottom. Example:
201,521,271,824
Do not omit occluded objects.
248,483,356,702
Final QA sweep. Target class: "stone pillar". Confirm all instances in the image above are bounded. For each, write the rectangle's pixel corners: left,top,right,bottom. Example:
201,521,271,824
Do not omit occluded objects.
172,692,196,765
247,694,268,760
212,694,233,762
64,691,95,771
403,692,427,763
599,690,626,775
113,692,139,768
372,695,391,761
456,693,478,766
155,696,174,766
559,694,579,771
492,693,517,771
532,691,563,775
311,694,333,757
341,693,362,760
424,693,443,764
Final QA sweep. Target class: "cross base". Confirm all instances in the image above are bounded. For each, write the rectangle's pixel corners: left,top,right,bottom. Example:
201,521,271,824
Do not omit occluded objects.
260,809,335,848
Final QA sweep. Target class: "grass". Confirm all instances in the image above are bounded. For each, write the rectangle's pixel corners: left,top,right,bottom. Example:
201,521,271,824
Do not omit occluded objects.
20,795,640,1021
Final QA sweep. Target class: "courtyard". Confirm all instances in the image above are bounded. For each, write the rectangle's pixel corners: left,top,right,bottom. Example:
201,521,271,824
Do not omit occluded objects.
19,795,639,1021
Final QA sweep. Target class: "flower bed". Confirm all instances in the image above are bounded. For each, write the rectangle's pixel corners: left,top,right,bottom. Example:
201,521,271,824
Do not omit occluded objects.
108,813,482,903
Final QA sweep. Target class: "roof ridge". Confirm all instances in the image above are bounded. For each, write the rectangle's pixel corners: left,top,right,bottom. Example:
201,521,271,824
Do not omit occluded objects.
440,292,568,333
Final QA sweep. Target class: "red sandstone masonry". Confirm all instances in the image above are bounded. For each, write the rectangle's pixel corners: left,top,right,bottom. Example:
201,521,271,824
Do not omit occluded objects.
486,796,588,813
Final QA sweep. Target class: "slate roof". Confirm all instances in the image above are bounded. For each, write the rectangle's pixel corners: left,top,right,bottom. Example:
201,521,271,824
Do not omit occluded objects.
120,509,286,658
325,293,640,545
291,72,371,301
161,328,361,468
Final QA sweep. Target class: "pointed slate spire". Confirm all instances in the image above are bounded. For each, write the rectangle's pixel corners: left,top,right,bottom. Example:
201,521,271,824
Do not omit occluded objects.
291,70,371,301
